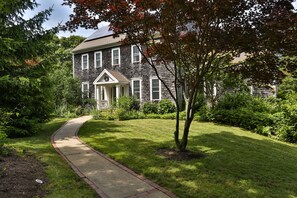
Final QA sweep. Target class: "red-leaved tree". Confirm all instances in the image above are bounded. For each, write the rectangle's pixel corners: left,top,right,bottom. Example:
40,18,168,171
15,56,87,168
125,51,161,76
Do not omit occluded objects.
64,0,297,151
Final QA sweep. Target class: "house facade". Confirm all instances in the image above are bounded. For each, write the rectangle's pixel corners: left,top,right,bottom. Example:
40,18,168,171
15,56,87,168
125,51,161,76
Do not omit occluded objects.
72,26,174,109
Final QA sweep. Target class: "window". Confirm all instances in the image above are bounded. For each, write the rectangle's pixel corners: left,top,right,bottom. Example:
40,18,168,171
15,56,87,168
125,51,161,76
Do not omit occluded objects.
94,51,102,68
132,79,141,100
150,78,161,101
81,82,89,98
131,45,141,63
112,48,120,65
81,54,89,69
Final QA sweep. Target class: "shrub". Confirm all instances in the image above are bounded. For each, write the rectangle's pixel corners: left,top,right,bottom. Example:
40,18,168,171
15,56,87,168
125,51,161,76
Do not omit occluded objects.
198,106,213,121
4,117,40,138
116,108,129,121
211,93,274,135
194,94,207,113
117,96,140,111
0,133,7,149
146,114,161,119
54,104,77,118
160,112,176,120
158,99,176,114
0,132,9,156
90,109,101,120
142,102,158,114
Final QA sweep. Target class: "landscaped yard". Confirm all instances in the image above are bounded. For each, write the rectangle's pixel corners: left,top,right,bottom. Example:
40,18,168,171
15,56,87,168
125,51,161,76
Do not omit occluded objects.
6,118,97,198
79,119,297,198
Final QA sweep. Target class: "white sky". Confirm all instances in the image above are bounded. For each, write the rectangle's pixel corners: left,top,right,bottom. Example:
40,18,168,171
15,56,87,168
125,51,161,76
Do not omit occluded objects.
24,0,297,38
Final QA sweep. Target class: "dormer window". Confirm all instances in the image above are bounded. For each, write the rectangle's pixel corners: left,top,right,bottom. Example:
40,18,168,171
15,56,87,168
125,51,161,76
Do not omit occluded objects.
112,48,120,66
131,45,141,63
81,54,89,70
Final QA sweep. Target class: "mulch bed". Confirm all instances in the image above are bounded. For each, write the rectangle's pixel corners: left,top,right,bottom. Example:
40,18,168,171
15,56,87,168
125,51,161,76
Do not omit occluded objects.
157,148,205,161
0,152,47,198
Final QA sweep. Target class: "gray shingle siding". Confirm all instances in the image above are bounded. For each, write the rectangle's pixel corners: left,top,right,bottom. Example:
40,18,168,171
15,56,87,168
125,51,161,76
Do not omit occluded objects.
73,44,175,103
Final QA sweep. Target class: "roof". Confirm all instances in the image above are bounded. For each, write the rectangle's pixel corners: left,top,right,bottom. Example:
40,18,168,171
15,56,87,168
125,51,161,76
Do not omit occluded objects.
85,26,114,41
107,69,130,83
72,25,125,54
93,69,130,85
72,34,126,54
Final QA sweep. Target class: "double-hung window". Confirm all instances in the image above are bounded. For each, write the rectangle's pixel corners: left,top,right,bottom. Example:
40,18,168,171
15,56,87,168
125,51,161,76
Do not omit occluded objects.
150,78,161,101
131,45,141,63
81,54,89,70
112,48,120,66
81,82,89,98
132,79,141,100
94,51,102,68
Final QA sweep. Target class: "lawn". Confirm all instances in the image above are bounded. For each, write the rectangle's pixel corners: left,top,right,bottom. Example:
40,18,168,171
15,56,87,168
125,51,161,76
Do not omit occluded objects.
7,118,97,198
79,119,297,198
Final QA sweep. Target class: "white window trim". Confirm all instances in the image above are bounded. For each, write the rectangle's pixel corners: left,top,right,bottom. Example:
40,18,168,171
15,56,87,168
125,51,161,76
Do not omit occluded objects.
111,48,121,66
81,82,89,98
94,51,102,68
131,45,141,63
81,54,89,70
150,77,162,101
131,78,142,101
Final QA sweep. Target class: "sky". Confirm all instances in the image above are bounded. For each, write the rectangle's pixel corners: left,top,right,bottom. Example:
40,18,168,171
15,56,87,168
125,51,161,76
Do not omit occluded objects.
24,0,297,38
23,0,99,38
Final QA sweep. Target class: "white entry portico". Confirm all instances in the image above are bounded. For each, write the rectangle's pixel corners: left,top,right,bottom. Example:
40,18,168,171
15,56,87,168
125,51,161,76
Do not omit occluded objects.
93,69,130,109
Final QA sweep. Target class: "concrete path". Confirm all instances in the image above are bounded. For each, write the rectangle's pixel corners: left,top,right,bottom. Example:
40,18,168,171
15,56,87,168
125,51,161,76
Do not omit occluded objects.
51,116,177,198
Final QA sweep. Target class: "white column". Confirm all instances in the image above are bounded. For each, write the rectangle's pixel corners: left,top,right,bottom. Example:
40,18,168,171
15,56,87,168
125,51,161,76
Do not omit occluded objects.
97,86,101,110
94,84,97,100
250,85,253,95
213,83,217,97
116,84,121,99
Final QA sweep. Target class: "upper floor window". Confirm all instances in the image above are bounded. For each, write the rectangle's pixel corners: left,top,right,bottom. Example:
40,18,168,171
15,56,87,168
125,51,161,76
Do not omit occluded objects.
150,78,161,101
81,82,89,98
131,45,141,63
132,79,141,100
112,48,120,66
81,54,89,70
94,51,102,68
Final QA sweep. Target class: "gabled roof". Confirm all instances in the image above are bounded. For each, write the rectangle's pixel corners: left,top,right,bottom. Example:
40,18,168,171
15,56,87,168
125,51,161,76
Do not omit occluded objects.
93,69,130,85
72,25,125,54
85,26,114,41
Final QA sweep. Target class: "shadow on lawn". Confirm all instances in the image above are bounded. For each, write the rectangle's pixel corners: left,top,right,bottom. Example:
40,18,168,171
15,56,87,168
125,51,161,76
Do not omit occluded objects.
80,120,297,198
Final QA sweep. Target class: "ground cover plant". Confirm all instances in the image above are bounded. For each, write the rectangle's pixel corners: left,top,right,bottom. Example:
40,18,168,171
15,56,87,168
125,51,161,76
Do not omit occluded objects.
79,119,297,198
4,118,97,198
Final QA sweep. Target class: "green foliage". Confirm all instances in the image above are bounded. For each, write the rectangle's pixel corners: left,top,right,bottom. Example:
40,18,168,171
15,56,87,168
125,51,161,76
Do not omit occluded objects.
90,109,101,120
4,117,40,138
194,94,207,113
142,102,158,114
0,0,58,137
158,99,176,114
54,104,77,118
117,96,140,111
0,132,7,150
49,35,85,109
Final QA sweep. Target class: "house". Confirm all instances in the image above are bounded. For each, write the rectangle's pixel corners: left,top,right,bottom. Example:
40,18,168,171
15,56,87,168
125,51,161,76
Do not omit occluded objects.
72,26,174,109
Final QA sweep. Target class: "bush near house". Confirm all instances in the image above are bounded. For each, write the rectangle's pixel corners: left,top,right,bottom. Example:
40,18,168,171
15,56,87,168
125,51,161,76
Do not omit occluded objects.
198,92,297,144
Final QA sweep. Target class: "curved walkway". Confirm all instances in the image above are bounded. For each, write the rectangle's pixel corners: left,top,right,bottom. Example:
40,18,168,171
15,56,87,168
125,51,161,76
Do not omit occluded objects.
51,116,177,198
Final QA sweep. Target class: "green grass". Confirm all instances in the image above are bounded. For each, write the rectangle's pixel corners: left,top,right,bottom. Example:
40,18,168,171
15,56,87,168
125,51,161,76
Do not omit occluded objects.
7,118,97,198
79,119,297,198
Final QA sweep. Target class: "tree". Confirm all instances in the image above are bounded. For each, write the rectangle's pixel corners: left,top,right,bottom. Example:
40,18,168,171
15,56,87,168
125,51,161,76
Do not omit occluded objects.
64,0,297,151
49,35,85,109
0,0,56,136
